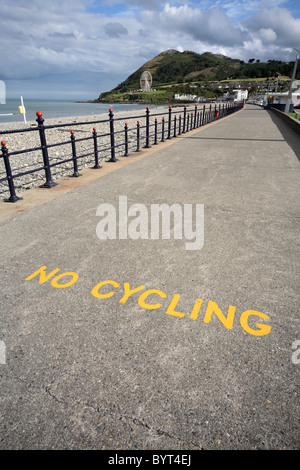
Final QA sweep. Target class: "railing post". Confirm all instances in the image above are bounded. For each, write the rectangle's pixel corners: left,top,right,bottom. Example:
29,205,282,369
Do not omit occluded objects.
92,127,101,169
108,108,118,162
70,131,81,177
36,111,57,188
136,121,141,152
1,140,22,202
144,107,151,148
178,115,182,135
173,115,177,138
124,123,129,156
167,106,172,139
202,105,206,126
194,105,197,128
161,117,165,142
186,113,190,132
183,105,187,133
154,118,158,145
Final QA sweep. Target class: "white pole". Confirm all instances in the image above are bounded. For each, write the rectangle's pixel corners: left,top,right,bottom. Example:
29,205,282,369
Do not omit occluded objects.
285,48,300,114
275,73,280,93
20,95,27,124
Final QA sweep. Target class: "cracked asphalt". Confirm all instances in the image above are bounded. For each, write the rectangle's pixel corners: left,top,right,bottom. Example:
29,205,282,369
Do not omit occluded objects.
0,105,299,450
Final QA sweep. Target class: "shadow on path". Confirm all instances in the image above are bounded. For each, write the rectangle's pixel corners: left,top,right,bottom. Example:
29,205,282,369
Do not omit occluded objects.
181,136,285,142
267,110,300,162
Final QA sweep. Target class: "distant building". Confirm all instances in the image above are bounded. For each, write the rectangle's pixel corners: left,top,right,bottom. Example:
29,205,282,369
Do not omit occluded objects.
223,89,248,102
265,85,300,112
253,93,268,107
229,89,248,101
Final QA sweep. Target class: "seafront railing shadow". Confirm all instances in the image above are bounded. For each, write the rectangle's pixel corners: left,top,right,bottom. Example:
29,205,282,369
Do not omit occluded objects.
180,136,285,142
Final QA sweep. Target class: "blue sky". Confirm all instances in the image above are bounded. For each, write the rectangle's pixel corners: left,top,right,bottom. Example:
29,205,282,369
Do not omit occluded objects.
1,0,300,100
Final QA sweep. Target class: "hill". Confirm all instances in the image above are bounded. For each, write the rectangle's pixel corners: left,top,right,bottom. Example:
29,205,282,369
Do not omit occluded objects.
96,49,299,103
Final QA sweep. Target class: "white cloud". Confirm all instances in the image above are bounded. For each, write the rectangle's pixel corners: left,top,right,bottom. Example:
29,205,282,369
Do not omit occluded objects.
98,0,163,8
244,6,300,48
104,22,128,37
157,3,248,46
259,27,277,43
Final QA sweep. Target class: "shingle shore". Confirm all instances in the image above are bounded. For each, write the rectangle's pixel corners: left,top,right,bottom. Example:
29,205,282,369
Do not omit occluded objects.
0,105,191,199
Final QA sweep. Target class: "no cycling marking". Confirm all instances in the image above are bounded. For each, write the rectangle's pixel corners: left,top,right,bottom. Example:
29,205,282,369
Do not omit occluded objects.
25,265,272,337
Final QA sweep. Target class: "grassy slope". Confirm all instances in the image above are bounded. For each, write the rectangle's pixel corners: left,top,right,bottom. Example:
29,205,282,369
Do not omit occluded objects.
96,50,299,102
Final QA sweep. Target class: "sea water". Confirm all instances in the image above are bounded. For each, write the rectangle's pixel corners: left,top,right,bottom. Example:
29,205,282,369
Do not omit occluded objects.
0,99,155,124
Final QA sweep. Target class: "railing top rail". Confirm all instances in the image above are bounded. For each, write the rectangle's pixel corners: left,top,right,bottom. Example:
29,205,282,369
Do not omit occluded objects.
0,126,39,135
43,117,109,129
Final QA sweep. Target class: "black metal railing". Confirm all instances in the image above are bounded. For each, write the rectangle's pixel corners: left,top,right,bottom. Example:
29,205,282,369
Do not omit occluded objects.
0,101,244,202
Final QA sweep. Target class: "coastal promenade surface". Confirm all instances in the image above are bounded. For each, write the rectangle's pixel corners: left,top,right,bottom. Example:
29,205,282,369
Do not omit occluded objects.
0,105,299,450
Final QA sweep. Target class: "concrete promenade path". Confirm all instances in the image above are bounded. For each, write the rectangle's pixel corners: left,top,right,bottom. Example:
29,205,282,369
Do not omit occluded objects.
0,104,299,451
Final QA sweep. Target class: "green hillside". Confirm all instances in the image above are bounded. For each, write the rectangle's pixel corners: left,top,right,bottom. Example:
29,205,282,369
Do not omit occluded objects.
96,49,299,103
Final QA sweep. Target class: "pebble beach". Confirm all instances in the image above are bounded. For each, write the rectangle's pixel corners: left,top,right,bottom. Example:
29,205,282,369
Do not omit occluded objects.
0,105,191,199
